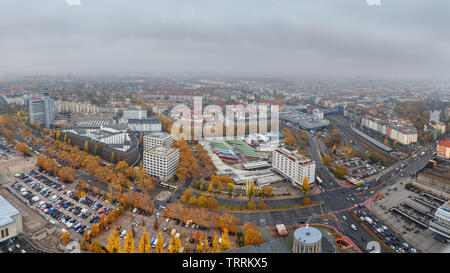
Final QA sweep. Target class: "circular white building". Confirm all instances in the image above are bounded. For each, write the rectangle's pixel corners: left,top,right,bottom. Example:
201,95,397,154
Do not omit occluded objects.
293,226,322,253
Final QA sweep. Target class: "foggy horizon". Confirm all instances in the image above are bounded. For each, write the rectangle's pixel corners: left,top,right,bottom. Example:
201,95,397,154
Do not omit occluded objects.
2,0,450,80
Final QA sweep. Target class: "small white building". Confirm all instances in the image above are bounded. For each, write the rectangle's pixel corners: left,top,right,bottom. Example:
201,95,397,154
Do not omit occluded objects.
0,194,23,243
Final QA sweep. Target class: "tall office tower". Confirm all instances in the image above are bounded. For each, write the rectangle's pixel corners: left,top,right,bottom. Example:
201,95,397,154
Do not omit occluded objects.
29,93,58,128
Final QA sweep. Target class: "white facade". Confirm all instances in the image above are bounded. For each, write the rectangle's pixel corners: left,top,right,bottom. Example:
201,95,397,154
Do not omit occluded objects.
272,148,315,187
57,101,99,113
127,118,162,132
29,93,58,128
0,194,23,243
362,115,417,145
123,109,147,120
143,146,179,181
143,132,174,151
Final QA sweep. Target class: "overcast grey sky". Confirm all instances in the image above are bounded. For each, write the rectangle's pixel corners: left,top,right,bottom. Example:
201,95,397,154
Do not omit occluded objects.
1,0,450,79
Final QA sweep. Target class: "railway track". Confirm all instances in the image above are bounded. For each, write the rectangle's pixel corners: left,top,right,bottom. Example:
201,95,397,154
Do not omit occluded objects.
328,115,396,165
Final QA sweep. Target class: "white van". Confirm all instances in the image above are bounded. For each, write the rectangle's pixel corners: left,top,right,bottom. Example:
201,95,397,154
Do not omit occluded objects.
351,224,357,231
120,230,127,238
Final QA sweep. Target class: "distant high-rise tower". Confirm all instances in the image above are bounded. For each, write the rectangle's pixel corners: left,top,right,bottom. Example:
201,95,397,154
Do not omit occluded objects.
29,93,58,128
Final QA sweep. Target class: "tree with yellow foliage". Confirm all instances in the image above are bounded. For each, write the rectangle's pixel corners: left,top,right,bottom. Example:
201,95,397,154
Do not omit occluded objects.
15,142,30,155
212,232,219,252
122,230,135,253
156,232,164,253
220,228,231,251
247,180,256,199
243,222,263,246
258,199,266,209
81,239,88,251
301,176,310,195
90,223,99,238
138,230,151,253
83,230,90,242
61,231,71,245
184,241,190,253
106,229,121,253
247,199,256,209
168,236,181,253
115,161,129,173
227,183,234,198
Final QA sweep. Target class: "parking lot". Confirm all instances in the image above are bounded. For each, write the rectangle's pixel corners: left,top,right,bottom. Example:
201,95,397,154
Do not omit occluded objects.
7,168,120,240
0,137,14,159
335,157,384,181
371,177,450,253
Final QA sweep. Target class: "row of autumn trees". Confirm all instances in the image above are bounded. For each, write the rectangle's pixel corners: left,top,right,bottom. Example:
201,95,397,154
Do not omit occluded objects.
180,189,219,209
166,203,240,233
46,134,155,192
93,225,233,253
173,139,200,181
37,154,77,182
195,144,216,173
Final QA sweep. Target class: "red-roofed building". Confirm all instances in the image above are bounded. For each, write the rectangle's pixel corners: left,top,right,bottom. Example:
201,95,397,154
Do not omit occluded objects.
437,139,450,159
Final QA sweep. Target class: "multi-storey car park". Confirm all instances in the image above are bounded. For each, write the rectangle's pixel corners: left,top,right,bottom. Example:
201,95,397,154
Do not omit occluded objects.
62,125,140,166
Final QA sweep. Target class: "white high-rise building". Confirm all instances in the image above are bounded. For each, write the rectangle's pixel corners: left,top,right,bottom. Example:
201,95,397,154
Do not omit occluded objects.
143,131,173,151
272,148,315,187
29,93,58,128
143,146,179,181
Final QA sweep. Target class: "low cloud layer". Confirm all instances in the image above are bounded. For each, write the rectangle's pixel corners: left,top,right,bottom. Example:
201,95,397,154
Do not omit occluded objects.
1,0,450,79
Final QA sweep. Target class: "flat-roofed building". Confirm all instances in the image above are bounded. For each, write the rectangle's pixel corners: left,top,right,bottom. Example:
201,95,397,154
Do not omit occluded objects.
128,117,162,132
62,125,139,165
143,146,179,181
272,148,315,187
429,200,450,241
29,93,58,128
123,109,147,120
0,194,23,243
143,131,173,151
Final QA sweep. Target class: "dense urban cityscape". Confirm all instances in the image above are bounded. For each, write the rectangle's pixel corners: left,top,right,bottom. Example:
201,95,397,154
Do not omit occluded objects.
1,75,449,254
0,0,449,260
